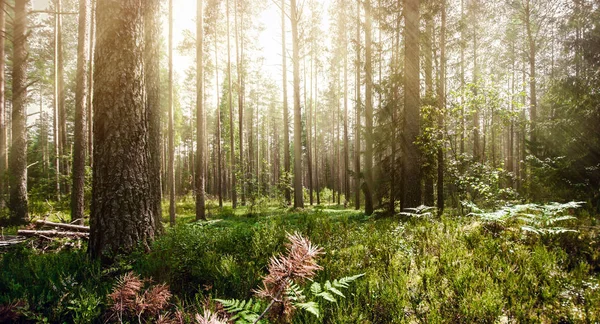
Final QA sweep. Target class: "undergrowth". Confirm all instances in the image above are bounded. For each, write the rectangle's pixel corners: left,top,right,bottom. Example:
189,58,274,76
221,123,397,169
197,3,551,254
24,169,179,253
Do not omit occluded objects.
1,202,599,323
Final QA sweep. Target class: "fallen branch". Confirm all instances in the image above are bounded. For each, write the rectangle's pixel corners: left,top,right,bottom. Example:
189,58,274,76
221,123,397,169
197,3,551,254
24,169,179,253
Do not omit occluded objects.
18,230,89,238
35,220,89,232
0,235,26,247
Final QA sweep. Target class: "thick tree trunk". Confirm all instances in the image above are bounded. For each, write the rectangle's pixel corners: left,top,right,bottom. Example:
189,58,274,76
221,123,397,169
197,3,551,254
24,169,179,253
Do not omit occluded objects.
9,0,29,224
291,0,303,208
196,0,206,220
71,0,90,225
401,0,421,210
90,0,161,259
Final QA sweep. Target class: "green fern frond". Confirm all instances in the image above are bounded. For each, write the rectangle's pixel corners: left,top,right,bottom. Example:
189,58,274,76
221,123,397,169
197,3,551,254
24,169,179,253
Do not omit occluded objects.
295,301,320,318
334,273,365,288
215,298,261,324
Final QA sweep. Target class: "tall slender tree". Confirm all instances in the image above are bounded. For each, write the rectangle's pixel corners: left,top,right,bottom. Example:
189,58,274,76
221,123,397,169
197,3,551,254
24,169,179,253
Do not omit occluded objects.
0,0,6,208
9,0,29,224
291,0,303,208
363,0,374,215
168,0,176,226
196,0,206,220
282,0,291,205
401,0,421,209
71,0,91,225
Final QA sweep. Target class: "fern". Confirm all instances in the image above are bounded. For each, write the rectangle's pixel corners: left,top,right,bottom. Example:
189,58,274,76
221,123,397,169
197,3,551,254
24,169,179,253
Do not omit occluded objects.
399,205,436,218
214,298,262,324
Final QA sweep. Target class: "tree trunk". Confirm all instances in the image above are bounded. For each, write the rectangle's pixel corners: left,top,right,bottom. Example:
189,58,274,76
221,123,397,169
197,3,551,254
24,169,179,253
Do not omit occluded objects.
168,0,176,226
401,0,421,210
87,0,96,167
8,0,29,224
437,0,446,214
0,0,6,208
291,0,303,208
227,0,237,208
282,0,291,205
144,0,162,231
71,0,90,225
90,0,161,259
196,0,206,220
363,0,374,215
424,15,434,207
354,0,361,210
215,27,223,208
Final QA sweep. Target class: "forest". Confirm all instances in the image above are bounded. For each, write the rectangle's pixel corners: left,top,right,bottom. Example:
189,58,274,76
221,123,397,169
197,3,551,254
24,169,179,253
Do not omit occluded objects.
0,0,599,322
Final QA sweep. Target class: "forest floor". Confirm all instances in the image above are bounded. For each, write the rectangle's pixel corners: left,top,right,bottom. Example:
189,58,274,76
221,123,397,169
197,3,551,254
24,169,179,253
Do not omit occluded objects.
1,199,600,323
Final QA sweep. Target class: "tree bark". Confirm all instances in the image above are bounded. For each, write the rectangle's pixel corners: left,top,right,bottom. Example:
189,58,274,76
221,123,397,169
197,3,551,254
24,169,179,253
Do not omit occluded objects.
227,0,237,208
437,0,446,214
401,0,421,210
354,0,361,210
144,0,162,232
282,0,291,205
291,0,303,208
196,0,206,220
90,0,161,259
363,0,373,215
71,0,90,225
168,0,176,226
9,0,29,224
0,0,6,208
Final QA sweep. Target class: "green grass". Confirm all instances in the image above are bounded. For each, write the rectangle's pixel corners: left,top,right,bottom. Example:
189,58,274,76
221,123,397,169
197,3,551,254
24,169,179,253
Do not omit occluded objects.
2,199,600,323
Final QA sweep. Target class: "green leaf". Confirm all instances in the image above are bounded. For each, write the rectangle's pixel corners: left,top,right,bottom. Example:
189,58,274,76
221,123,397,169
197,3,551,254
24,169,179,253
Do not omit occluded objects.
310,282,322,295
317,291,336,302
295,301,320,318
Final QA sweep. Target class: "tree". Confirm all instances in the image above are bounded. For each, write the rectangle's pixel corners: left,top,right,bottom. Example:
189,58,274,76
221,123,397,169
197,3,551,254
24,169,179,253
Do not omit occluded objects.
354,0,361,210
282,0,291,205
9,0,29,224
90,0,162,259
71,0,91,225
168,0,176,226
227,0,237,208
291,0,303,208
196,0,206,220
144,0,162,232
437,0,446,213
0,0,6,208
363,0,374,215
401,0,421,210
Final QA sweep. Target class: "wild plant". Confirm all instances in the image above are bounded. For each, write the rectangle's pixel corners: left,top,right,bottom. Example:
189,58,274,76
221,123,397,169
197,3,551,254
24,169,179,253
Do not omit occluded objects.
215,232,363,323
107,272,172,323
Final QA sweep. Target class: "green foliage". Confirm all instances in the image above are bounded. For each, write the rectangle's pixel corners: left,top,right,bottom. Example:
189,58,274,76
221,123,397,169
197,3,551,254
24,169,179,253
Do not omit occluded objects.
213,298,263,323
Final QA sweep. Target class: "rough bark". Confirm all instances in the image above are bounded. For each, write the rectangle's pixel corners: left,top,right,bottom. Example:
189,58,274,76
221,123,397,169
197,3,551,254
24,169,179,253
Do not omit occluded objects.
9,0,29,224
90,0,160,259
401,0,421,210
71,0,90,225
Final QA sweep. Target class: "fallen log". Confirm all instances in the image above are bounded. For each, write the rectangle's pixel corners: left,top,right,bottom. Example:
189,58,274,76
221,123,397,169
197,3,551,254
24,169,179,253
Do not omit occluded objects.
18,230,89,238
35,220,89,232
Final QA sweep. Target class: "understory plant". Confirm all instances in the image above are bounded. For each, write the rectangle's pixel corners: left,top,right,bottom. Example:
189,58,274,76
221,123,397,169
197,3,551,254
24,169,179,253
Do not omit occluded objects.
212,232,363,323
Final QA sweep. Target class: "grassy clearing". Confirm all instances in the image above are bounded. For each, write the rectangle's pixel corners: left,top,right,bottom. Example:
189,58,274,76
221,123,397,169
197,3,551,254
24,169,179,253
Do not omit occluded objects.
2,200,600,323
